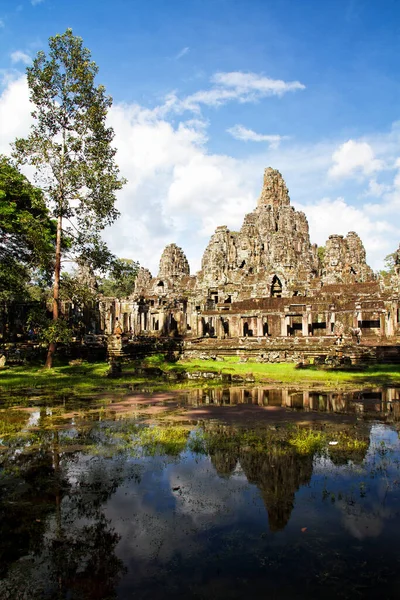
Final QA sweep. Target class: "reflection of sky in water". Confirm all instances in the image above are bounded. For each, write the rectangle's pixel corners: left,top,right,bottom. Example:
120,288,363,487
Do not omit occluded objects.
1,419,400,598
101,424,400,597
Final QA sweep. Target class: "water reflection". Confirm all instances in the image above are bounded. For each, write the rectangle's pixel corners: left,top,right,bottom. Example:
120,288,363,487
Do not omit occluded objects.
186,386,400,419
0,397,400,598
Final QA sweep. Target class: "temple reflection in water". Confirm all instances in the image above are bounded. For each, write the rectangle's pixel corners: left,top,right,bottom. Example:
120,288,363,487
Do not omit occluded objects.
186,386,400,419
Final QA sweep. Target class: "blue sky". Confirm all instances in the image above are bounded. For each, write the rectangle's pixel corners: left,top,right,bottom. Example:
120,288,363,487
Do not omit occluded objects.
1,0,400,272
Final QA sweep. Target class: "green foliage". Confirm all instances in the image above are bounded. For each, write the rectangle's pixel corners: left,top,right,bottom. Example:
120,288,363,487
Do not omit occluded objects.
26,305,73,344
0,155,55,299
13,28,125,241
41,318,73,344
317,245,325,264
384,252,396,273
12,28,126,364
379,252,397,281
26,305,50,331
59,269,98,307
99,258,139,297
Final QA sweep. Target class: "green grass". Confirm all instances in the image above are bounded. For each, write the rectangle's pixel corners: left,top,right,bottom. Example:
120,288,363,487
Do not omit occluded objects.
174,356,400,387
1,355,399,402
0,361,147,403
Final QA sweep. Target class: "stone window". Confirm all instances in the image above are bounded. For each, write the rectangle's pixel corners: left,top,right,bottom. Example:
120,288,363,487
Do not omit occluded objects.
360,319,380,328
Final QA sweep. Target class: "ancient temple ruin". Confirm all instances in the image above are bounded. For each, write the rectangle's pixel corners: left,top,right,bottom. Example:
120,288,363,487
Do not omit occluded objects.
99,168,400,353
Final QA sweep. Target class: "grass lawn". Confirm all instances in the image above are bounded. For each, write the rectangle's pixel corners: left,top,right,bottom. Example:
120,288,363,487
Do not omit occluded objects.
152,355,400,387
1,355,399,401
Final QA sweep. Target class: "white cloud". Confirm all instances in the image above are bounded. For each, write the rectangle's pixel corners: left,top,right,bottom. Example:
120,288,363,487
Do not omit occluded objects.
172,71,305,113
213,71,305,95
0,19,4,28
363,160,400,217
0,73,398,274
294,196,395,269
175,46,189,60
10,51,31,65
329,139,384,179
227,124,288,147
0,75,32,156
362,178,390,198
31,0,45,5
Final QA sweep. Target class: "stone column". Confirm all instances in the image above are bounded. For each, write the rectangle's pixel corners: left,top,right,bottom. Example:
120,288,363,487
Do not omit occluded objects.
386,307,394,337
302,312,308,337
380,312,386,336
280,315,287,336
216,317,222,339
109,312,113,335
354,303,362,328
257,316,263,337
158,311,165,334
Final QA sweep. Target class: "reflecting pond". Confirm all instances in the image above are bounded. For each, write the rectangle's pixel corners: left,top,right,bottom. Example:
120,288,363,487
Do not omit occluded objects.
1,385,400,599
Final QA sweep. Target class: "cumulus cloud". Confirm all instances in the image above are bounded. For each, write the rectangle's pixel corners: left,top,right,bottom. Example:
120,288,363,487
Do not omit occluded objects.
10,51,31,65
362,178,390,198
329,139,384,179
294,196,395,268
0,75,32,155
227,124,288,147
0,72,398,274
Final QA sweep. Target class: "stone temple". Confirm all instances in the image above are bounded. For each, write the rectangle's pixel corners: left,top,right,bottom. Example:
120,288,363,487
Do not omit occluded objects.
100,168,400,359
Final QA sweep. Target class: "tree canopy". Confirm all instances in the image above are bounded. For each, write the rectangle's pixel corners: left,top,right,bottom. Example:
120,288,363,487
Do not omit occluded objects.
0,155,55,300
13,29,125,366
99,258,139,298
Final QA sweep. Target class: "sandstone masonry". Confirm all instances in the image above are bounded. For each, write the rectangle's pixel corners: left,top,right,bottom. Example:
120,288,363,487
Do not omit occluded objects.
99,168,400,347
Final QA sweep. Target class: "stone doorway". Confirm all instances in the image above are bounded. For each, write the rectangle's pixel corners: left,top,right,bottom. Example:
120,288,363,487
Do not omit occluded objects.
271,275,282,297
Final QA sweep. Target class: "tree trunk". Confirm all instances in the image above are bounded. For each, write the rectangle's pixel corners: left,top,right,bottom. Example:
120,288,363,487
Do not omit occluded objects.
45,214,62,368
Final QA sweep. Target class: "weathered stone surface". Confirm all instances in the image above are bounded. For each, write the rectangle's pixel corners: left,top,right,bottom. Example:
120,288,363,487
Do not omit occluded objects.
134,267,153,295
257,167,290,208
322,232,374,284
197,167,319,297
158,243,190,279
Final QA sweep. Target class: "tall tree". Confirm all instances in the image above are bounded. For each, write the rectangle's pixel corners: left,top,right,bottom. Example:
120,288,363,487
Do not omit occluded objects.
0,155,55,300
13,29,125,367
